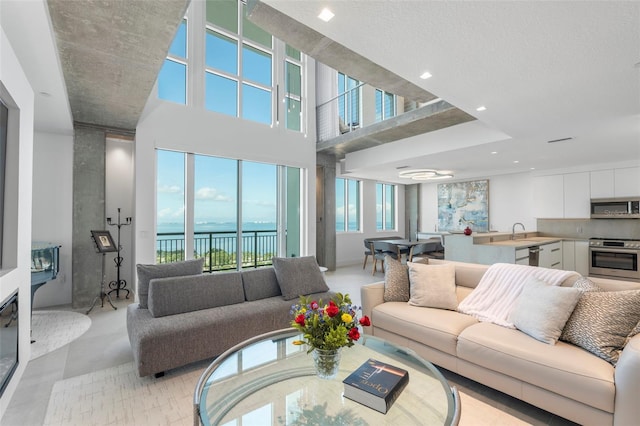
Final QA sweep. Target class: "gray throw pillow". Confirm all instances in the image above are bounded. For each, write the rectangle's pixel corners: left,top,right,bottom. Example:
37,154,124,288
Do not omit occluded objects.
241,267,281,301
272,256,329,300
560,289,640,365
136,258,205,309
509,276,582,345
383,256,428,302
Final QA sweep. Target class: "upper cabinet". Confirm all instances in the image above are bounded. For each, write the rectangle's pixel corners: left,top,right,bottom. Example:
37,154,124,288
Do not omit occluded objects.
535,166,639,219
591,167,639,198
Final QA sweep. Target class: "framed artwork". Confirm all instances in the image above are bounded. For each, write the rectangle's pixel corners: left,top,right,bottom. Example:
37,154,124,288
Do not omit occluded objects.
437,180,489,232
91,230,117,253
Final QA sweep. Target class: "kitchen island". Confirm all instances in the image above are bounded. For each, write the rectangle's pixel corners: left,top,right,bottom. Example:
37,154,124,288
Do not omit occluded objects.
445,232,564,268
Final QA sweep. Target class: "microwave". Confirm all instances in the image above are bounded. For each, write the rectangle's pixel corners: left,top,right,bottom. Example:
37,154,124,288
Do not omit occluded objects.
590,198,640,219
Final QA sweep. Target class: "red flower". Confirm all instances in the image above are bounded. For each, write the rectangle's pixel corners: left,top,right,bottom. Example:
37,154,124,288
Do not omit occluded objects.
348,327,360,341
359,316,371,327
310,301,319,310
295,314,306,326
326,301,340,317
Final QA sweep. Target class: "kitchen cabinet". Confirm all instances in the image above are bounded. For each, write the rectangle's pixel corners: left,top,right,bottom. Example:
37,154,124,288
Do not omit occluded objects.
590,167,640,198
539,241,562,269
515,248,530,265
563,172,590,218
533,175,564,218
614,167,640,197
562,240,589,275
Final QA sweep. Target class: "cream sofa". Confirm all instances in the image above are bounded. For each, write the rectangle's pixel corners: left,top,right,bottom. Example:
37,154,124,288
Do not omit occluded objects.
361,259,640,426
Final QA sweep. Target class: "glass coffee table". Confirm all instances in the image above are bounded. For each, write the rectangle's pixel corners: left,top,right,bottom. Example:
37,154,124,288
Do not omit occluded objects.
194,328,460,426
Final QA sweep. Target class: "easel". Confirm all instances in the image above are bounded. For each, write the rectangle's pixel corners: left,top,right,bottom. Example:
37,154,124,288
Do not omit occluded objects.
86,230,118,315
106,208,132,299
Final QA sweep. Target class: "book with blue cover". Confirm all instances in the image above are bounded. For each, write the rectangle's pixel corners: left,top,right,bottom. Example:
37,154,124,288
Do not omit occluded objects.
342,358,409,414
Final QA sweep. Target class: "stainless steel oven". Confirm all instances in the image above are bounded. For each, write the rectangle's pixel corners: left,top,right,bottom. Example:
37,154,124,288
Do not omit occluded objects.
589,238,640,282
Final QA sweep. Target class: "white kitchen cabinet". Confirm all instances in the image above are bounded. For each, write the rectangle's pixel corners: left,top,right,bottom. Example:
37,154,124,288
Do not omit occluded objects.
614,167,640,197
533,175,564,218
563,172,590,218
539,241,562,269
590,170,614,198
515,248,530,265
562,241,575,271
574,241,589,276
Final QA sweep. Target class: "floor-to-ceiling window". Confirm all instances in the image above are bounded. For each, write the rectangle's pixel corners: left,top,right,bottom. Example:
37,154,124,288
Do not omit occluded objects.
375,89,396,122
376,182,396,231
158,19,187,105
156,150,301,270
335,178,361,233
338,72,361,128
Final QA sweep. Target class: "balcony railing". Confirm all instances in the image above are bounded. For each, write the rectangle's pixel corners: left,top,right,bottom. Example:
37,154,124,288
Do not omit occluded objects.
317,83,364,142
157,230,278,272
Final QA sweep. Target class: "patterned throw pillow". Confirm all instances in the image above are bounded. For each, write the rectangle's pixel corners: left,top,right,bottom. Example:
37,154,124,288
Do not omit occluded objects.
571,276,601,292
560,288,640,365
383,256,428,302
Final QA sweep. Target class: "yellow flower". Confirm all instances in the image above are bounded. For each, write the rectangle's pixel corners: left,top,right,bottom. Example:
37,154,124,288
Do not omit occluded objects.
341,313,353,323
292,340,305,346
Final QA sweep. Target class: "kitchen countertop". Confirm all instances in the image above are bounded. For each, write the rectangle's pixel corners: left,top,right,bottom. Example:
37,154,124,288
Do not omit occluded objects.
483,237,563,248
450,232,564,249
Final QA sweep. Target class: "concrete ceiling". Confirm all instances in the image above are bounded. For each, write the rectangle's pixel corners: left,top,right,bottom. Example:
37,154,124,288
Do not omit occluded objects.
261,0,640,184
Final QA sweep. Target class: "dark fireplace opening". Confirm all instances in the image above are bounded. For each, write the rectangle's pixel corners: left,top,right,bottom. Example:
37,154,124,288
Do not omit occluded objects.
0,291,18,397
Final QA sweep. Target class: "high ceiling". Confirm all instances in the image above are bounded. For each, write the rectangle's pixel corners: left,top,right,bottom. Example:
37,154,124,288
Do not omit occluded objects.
263,0,640,183
2,0,638,184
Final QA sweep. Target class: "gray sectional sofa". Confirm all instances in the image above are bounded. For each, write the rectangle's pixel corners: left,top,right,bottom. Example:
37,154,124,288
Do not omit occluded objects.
361,259,640,426
127,257,333,377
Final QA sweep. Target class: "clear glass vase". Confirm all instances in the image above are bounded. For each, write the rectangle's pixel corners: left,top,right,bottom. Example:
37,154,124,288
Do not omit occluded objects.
312,347,342,379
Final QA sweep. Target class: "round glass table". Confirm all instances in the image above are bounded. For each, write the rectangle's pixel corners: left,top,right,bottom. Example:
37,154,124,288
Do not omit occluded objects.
194,328,460,426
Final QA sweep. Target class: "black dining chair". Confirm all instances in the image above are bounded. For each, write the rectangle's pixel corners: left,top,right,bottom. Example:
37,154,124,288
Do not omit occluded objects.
372,241,401,275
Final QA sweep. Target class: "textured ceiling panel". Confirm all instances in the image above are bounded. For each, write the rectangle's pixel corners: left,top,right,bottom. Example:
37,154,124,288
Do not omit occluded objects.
47,0,190,130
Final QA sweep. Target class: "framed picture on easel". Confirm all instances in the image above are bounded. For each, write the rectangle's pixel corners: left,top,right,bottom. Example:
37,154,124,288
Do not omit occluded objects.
91,230,117,253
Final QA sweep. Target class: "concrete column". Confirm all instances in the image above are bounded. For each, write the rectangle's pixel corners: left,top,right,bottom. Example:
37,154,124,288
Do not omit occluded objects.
72,125,105,309
405,184,420,240
316,153,336,270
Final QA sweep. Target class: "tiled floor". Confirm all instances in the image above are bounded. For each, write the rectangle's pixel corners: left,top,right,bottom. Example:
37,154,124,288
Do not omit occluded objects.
3,262,576,425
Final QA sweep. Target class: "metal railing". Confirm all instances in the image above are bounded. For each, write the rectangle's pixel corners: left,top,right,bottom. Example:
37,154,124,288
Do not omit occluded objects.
157,230,278,272
316,83,364,142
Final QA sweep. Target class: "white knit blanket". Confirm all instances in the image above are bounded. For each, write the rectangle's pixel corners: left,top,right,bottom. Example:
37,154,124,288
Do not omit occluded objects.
457,263,579,328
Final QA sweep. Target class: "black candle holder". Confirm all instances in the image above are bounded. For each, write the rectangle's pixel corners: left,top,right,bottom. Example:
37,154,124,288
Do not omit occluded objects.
106,208,132,299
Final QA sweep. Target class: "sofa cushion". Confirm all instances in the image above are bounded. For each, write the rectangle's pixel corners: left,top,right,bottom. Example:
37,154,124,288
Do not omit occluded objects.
372,302,478,356
509,277,582,344
147,271,245,317
241,267,281,301
136,258,205,309
272,256,329,300
560,289,640,365
457,322,615,413
408,262,458,310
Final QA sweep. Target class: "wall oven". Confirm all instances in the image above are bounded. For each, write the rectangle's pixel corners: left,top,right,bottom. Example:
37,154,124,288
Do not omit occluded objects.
589,238,640,282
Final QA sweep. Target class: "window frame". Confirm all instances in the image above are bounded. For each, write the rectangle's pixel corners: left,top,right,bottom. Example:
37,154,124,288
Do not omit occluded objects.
335,177,362,233
376,182,397,231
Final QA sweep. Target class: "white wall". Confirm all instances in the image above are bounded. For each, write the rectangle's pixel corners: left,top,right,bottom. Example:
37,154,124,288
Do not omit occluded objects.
0,25,34,417
419,172,536,234
335,179,406,267
105,138,134,291
31,132,73,308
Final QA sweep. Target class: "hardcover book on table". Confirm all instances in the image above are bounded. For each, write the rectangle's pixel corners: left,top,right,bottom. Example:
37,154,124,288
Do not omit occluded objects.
342,358,409,414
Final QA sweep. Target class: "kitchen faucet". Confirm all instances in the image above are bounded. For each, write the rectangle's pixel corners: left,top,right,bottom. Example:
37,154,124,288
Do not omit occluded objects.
512,222,525,239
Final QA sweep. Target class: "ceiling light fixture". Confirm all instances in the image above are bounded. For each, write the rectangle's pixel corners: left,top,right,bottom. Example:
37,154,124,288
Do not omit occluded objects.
476,106,486,111
318,8,335,22
399,169,454,181
420,71,432,80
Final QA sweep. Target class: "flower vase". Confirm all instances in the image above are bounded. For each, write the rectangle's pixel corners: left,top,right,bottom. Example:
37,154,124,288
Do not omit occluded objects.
312,348,342,379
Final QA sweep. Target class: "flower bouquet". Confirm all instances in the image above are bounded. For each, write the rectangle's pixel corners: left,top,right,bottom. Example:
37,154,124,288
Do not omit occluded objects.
290,293,370,378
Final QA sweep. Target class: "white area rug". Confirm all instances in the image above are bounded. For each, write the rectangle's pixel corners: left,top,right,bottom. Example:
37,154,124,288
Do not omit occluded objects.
42,361,531,426
31,310,92,360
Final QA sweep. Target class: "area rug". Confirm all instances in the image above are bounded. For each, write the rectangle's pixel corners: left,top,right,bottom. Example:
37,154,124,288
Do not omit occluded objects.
30,310,92,360
42,361,532,426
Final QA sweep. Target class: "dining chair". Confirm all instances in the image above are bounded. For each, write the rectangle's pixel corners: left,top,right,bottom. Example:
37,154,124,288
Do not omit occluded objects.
362,238,373,269
372,241,401,275
408,240,445,262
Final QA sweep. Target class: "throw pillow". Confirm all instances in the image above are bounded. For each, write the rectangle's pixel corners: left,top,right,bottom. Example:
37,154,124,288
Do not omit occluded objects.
407,262,458,310
509,276,582,345
560,289,640,365
135,258,205,309
272,256,330,300
572,276,601,292
383,256,429,302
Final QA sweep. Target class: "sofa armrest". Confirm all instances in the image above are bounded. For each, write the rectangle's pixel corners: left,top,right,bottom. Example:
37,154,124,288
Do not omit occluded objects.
361,282,384,334
614,333,640,425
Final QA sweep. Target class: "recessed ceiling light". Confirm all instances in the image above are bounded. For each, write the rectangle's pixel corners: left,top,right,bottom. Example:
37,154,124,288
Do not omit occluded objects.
318,8,334,22
513,160,520,164
476,106,486,112
491,151,498,155
420,71,432,80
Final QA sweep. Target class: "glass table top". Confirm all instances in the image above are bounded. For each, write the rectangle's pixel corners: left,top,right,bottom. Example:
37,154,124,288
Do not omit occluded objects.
194,328,457,426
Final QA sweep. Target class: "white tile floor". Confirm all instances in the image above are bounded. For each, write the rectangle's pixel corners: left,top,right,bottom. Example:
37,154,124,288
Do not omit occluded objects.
2,262,576,426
